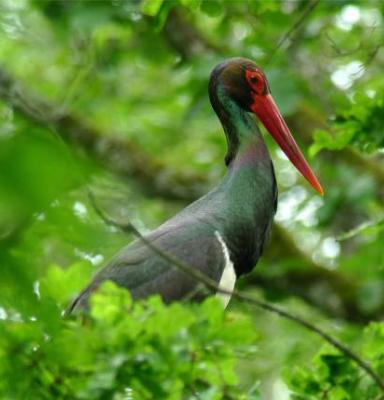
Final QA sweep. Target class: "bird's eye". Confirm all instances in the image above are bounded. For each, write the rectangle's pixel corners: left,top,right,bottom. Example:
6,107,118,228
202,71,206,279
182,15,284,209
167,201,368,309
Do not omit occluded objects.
245,70,265,94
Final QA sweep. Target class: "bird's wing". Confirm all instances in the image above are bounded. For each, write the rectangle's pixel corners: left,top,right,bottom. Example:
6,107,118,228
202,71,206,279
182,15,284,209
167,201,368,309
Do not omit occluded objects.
68,223,227,313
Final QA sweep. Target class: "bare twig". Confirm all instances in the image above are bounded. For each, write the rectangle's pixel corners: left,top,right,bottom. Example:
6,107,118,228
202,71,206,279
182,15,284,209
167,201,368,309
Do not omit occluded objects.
361,43,382,73
266,0,320,64
325,32,363,57
336,215,384,242
325,25,382,72
87,189,384,393
2,65,383,320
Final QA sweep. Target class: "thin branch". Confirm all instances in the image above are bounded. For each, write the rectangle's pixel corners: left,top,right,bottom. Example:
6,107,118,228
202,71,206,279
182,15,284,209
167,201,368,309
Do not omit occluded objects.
266,0,320,64
2,65,383,320
336,215,384,242
325,26,382,73
361,43,382,73
325,32,363,57
87,189,384,393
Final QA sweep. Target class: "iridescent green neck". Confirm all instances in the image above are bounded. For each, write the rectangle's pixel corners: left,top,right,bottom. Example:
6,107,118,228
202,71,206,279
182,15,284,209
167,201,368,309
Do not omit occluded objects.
214,83,269,166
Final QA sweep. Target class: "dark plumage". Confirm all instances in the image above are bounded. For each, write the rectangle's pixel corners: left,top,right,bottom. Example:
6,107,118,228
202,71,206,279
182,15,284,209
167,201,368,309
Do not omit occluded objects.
69,57,322,313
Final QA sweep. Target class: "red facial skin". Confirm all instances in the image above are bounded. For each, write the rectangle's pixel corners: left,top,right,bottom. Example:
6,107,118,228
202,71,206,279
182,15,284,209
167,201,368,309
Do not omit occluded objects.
245,69,324,195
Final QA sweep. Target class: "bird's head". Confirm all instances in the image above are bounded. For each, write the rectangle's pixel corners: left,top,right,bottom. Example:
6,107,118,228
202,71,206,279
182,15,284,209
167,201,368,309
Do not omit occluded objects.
210,58,323,195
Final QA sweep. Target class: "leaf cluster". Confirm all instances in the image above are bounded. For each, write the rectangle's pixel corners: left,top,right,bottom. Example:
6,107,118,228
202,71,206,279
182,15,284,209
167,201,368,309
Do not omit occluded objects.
288,323,384,400
311,92,384,155
0,263,258,400
1,0,384,398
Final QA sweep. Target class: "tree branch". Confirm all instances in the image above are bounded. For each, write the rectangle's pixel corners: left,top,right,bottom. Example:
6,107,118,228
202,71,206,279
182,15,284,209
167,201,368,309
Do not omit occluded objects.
0,66,208,202
161,8,384,187
87,189,384,393
253,224,376,323
266,0,320,64
1,65,382,322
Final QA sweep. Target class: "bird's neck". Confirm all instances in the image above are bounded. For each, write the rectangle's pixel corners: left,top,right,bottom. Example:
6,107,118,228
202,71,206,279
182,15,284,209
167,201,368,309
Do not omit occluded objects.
208,84,277,275
211,83,270,167
216,98,274,209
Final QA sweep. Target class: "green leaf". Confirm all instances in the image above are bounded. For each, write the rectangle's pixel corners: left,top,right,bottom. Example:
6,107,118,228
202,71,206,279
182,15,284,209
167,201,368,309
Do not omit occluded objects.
180,0,202,10
309,128,355,156
90,281,133,322
40,261,93,307
141,0,164,17
200,0,223,17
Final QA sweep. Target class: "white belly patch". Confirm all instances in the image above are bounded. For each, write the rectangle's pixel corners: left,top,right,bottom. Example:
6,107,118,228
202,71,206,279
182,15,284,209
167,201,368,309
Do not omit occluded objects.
214,231,236,308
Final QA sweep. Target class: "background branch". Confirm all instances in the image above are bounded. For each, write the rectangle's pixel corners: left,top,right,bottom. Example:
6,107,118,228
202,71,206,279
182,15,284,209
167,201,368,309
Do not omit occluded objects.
0,66,207,202
2,1,384,397
0,65,381,322
266,0,321,64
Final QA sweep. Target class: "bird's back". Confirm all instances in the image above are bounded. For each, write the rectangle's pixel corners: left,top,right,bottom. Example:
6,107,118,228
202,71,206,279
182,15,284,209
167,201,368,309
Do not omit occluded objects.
68,197,228,312
69,156,277,314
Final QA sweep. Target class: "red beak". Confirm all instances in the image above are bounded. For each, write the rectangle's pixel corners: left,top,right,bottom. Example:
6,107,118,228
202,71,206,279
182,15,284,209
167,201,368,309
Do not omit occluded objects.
251,94,324,195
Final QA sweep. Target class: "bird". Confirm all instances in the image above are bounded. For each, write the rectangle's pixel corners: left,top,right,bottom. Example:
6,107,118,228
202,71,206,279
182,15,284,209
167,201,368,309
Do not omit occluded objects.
68,57,323,313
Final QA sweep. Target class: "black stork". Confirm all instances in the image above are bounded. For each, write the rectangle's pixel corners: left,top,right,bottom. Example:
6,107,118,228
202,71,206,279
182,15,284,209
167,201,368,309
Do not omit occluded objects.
68,58,323,313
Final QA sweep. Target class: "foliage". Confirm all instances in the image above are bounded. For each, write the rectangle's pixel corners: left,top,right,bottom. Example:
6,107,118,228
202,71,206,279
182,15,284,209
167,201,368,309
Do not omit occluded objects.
0,263,258,399
311,91,384,155
288,323,384,400
0,0,384,398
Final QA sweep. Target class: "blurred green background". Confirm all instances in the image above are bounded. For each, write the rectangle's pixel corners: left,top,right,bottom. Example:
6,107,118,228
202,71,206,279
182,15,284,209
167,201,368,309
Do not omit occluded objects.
0,0,383,399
